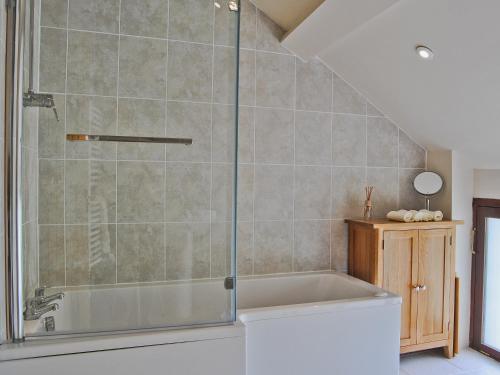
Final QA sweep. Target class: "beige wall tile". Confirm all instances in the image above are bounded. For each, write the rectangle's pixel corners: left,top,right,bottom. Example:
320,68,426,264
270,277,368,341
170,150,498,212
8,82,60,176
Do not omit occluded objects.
120,0,169,38
168,0,214,44
68,0,119,33
165,222,210,280
399,130,426,168
167,41,213,101
367,117,398,167
211,164,233,222
67,31,119,96
295,111,332,165
367,167,398,217
254,165,293,221
41,0,68,28
332,114,366,166
331,220,348,272
296,58,332,112
294,220,330,271
332,166,366,219
254,220,292,274
256,52,294,109
333,74,366,115
39,95,65,159
39,159,64,224
212,104,236,163
166,101,211,162
39,225,65,286
255,107,293,164
165,163,211,221
237,221,253,276
117,98,166,161
239,49,256,106
117,223,165,282
119,36,167,99
294,166,331,220
237,164,254,221
238,106,255,163
39,28,66,93
213,46,238,104
117,161,165,223
210,222,232,278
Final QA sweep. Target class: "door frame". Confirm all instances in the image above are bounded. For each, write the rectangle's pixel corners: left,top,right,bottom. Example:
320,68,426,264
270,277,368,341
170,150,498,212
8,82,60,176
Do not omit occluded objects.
471,198,500,360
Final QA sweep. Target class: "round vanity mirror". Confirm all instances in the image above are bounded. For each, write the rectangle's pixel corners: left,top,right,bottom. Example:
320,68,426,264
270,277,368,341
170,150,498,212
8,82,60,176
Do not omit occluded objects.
413,171,443,196
413,171,444,210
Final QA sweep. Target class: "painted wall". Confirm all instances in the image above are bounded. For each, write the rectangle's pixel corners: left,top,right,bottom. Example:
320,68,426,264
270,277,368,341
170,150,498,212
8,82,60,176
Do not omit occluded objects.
451,151,473,350
428,150,473,350
29,0,426,291
474,169,500,199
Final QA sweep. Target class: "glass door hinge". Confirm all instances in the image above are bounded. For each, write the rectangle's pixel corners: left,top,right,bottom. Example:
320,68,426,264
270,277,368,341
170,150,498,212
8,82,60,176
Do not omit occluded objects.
224,277,235,290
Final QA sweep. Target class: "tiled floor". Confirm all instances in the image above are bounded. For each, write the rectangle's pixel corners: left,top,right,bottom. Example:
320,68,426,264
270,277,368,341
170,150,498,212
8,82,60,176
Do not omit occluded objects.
400,348,500,375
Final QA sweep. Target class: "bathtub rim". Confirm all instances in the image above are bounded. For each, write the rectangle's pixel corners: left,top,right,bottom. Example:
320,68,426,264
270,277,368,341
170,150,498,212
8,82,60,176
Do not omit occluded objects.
237,271,401,323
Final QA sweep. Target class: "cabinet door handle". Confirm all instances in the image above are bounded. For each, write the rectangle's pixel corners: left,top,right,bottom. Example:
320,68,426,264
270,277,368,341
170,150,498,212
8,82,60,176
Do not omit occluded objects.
419,285,427,291
413,285,421,292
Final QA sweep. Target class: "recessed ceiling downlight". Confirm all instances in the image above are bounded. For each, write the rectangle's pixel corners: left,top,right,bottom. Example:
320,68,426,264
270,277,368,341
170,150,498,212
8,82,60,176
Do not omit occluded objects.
416,45,434,60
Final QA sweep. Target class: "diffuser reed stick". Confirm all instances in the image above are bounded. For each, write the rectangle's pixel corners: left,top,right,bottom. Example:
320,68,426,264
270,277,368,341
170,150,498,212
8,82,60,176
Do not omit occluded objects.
363,186,374,219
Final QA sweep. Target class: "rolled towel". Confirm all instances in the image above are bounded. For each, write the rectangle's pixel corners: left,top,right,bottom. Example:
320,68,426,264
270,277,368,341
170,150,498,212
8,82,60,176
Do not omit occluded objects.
433,210,443,221
387,210,415,222
415,209,434,222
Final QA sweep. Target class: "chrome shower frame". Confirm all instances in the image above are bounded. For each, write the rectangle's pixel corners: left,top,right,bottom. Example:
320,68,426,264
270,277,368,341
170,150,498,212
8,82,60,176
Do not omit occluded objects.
3,0,26,343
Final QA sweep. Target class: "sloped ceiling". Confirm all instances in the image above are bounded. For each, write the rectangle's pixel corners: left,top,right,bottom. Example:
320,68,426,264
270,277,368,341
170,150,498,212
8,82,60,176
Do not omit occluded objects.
251,0,324,31
258,0,500,169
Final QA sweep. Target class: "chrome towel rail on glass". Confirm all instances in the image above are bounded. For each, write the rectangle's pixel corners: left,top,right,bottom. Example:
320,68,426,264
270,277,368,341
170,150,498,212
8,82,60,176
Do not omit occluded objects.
66,134,193,145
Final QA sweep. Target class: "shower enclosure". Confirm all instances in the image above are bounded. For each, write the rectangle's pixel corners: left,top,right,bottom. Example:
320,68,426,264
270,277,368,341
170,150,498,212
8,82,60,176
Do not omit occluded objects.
3,0,240,342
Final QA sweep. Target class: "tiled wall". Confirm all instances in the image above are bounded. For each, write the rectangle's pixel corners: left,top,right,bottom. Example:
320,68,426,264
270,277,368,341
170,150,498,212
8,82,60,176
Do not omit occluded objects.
235,2,425,275
35,0,425,290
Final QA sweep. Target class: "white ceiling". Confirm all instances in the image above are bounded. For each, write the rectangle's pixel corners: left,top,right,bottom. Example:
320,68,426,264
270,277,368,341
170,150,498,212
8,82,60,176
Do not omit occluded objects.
280,0,500,169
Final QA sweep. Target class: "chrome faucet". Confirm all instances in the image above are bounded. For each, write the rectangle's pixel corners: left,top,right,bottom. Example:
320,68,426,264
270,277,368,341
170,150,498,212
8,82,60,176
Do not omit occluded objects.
24,287,64,321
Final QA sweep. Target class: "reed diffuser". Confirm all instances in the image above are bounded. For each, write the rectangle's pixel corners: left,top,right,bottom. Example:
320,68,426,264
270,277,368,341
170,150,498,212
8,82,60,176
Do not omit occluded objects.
363,186,374,219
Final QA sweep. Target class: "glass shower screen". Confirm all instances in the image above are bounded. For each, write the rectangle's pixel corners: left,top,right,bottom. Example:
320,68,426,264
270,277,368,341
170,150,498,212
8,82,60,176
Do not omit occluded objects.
20,0,239,336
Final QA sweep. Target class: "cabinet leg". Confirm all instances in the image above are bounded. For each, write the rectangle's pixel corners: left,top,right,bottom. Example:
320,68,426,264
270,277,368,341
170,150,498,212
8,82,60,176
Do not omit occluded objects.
443,344,453,358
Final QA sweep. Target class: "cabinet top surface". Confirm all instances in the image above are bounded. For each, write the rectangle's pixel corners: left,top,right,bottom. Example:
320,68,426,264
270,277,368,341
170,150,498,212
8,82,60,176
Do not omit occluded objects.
345,218,464,229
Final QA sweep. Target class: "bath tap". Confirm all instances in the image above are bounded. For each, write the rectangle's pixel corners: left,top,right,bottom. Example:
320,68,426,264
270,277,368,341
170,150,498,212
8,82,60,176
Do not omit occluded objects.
24,301,59,321
24,287,64,321
34,286,64,305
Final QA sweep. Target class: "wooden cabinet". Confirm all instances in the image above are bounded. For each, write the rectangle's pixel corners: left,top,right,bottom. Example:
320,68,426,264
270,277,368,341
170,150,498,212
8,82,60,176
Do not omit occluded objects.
346,219,462,357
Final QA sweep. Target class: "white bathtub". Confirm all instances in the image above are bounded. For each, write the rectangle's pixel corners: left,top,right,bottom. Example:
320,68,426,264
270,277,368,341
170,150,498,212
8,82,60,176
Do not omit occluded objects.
1,272,400,375
238,272,402,375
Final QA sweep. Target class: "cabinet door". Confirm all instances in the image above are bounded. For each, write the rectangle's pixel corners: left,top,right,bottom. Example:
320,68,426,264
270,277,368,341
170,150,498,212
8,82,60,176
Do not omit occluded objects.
383,230,419,347
417,229,452,344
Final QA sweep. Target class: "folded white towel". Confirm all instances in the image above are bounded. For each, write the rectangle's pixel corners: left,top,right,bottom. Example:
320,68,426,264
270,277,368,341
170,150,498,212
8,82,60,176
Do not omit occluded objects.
386,210,415,222
414,209,434,222
387,209,444,222
434,211,443,221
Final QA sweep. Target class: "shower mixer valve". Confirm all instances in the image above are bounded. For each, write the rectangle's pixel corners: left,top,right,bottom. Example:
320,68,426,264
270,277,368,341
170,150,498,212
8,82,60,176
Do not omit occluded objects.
23,91,59,121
